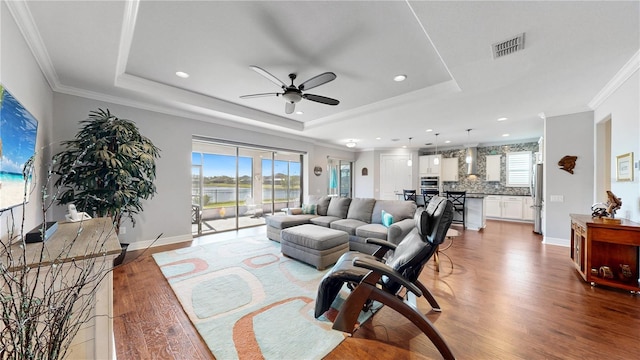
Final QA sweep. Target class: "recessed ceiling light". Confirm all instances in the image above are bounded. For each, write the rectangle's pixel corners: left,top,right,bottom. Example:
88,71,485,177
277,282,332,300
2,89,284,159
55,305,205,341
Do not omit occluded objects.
375,137,381,140
295,111,304,115
445,140,451,143
425,129,433,132
393,74,407,82
502,133,510,137
402,145,407,148
175,71,190,78
497,117,508,121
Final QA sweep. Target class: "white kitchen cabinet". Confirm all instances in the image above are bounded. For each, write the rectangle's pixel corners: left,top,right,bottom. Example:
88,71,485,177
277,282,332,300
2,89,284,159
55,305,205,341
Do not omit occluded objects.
486,155,501,182
502,196,524,219
485,195,530,220
419,155,441,176
485,195,502,218
522,197,534,220
441,157,459,181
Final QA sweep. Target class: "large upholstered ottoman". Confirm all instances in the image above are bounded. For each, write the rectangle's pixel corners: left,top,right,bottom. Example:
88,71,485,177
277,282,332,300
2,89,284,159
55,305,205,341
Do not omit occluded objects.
280,224,349,270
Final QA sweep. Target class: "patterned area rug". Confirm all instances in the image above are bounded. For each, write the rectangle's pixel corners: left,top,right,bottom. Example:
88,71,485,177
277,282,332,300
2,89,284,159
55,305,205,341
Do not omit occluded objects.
153,236,375,359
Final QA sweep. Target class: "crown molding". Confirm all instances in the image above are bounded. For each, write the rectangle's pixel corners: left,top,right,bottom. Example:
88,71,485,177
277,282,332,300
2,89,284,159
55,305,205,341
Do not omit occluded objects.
588,50,640,109
114,0,140,77
5,0,61,90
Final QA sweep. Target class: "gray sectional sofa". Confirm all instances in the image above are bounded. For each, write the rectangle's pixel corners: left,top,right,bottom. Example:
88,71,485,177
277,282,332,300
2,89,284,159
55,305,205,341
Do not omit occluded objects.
266,196,418,254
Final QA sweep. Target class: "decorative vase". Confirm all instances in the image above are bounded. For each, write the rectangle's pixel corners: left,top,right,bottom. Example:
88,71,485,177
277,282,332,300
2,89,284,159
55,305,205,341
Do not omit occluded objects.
619,264,633,281
113,243,129,266
599,266,614,279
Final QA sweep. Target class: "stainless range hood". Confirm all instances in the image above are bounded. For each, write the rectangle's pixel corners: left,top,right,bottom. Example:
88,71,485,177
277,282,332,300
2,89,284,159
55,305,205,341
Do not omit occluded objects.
465,147,478,175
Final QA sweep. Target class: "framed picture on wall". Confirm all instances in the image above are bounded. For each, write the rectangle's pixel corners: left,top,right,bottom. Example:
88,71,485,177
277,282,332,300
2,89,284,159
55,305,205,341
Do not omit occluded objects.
616,152,634,181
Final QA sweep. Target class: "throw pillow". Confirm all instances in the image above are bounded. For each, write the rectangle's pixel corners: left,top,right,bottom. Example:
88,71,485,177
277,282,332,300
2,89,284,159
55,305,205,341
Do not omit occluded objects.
302,203,316,215
381,210,394,227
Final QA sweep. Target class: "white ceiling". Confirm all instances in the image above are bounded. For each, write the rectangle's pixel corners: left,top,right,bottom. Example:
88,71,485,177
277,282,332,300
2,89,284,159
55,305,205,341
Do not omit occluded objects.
9,0,640,151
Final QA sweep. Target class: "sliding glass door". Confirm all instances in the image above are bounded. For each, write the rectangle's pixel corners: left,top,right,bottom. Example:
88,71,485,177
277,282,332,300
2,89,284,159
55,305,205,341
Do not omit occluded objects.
192,140,303,235
262,154,302,213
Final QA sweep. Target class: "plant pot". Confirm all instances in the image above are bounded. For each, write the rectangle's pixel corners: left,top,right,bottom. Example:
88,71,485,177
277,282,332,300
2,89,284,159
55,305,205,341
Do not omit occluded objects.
113,243,129,266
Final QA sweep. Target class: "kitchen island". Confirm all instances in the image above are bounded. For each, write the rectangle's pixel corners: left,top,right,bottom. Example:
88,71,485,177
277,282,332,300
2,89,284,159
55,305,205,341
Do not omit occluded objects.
464,193,486,231
415,192,486,231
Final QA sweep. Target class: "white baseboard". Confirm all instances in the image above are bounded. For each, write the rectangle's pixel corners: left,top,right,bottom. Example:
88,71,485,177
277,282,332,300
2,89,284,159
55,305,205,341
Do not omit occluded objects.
125,234,193,251
543,236,569,247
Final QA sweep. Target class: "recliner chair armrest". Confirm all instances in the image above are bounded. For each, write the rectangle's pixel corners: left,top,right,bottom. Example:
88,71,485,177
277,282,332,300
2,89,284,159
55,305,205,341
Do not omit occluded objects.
387,218,415,246
365,237,397,250
365,238,397,259
351,257,423,297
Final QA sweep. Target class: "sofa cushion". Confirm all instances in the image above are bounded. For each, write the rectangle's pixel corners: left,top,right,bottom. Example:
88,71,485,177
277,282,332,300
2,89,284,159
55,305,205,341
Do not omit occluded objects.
371,200,417,224
302,203,317,214
327,197,351,218
346,198,376,223
355,223,388,240
330,219,368,235
310,216,341,228
309,195,331,216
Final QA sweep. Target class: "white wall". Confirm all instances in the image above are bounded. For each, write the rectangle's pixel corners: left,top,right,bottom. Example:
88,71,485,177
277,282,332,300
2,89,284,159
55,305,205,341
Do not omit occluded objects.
0,2,53,239
593,69,639,222
543,111,594,246
51,93,354,245
306,145,355,200
354,150,375,198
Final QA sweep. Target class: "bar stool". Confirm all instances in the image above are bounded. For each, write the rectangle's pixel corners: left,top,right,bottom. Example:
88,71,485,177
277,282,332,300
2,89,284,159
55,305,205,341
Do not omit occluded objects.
403,189,417,202
446,191,466,229
434,228,459,272
421,189,439,205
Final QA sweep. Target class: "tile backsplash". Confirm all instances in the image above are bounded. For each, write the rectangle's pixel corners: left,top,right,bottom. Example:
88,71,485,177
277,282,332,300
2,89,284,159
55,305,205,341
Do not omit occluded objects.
425,141,539,196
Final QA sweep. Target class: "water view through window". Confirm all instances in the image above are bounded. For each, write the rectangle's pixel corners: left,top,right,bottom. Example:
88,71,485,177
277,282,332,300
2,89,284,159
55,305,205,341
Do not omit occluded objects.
191,140,302,235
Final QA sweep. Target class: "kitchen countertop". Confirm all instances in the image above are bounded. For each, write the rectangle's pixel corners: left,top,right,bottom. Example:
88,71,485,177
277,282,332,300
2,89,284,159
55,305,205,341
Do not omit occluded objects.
447,192,531,198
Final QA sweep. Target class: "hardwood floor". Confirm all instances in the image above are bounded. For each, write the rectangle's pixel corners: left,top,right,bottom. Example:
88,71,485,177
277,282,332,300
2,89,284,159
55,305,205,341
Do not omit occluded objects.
113,220,640,359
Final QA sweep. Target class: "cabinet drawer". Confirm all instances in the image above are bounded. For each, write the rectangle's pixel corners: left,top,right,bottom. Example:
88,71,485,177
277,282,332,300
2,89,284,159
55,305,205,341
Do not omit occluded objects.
591,227,640,245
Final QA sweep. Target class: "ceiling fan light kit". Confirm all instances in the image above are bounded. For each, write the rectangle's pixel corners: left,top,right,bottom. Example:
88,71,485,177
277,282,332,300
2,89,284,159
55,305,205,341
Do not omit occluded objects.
240,66,340,114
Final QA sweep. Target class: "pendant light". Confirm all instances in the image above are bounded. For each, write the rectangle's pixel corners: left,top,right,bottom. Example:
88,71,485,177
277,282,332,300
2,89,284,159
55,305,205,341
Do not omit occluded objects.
465,129,472,163
407,137,413,167
433,133,440,165
465,128,478,175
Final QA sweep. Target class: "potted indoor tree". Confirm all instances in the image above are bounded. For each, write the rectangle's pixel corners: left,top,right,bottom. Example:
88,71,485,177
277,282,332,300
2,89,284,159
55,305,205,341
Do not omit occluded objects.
52,109,160,263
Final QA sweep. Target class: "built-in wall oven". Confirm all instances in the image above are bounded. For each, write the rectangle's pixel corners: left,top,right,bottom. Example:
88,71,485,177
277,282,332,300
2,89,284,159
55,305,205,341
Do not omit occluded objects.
420,176,440,191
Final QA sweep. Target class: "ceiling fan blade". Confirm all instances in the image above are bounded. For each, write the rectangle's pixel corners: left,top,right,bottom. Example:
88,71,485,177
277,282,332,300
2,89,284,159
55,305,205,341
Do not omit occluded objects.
250,65,286,89
285,101,295,114
303,94,340,106
240,92,280,99
298,72,336,91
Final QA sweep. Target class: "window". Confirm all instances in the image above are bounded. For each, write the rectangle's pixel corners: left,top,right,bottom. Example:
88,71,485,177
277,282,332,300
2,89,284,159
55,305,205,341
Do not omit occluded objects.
506,151,532,187
191,138,303,235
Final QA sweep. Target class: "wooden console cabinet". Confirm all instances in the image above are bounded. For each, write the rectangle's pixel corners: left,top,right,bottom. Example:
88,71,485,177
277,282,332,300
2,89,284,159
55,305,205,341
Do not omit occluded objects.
570,214,640,293
5,218,121,359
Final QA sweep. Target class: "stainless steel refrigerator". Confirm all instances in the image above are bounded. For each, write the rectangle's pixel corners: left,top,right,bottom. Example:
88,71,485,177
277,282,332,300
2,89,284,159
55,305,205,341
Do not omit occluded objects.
531,163,543,234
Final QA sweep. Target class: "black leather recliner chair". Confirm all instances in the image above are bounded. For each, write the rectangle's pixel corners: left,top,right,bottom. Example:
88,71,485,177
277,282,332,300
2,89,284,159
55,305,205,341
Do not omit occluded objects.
314,196,455,360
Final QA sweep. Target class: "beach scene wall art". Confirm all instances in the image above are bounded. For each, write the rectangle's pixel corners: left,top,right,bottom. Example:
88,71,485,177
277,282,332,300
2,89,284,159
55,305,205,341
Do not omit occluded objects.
0,84,39,211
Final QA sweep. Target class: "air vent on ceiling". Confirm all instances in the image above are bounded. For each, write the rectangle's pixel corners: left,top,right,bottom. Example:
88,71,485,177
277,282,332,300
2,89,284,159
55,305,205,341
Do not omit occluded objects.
492,33,525,59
